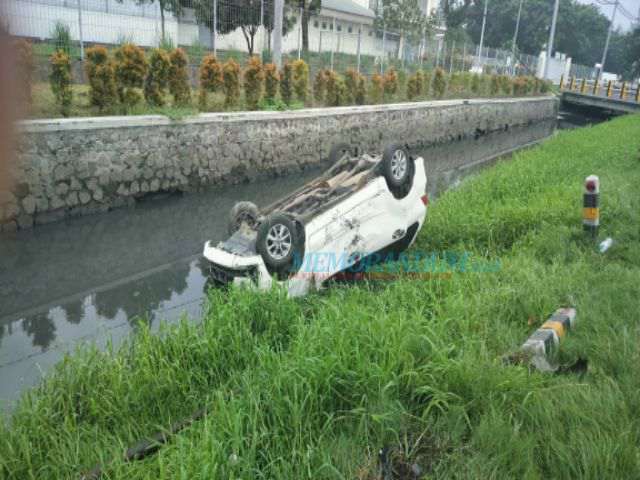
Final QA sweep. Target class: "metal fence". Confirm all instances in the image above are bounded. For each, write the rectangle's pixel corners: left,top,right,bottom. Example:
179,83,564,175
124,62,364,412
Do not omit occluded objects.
2,0,595,83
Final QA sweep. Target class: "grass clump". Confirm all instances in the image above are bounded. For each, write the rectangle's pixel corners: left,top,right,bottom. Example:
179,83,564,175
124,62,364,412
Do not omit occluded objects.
2,116,640,478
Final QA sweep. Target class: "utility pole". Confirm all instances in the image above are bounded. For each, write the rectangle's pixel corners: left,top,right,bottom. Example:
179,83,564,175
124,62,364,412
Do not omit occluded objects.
273,0,284,68
212,0,217,56
77,0,84,60
543,0,560,80
599,0,619,81
477,0,488,68
511,0,524,75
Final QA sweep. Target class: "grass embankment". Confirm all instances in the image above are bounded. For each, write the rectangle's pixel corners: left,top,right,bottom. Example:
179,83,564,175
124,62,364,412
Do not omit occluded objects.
2,115,640,478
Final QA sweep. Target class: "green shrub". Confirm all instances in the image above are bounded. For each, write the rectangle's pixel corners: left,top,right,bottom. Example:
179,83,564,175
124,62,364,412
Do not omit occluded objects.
51,21,72,56
489,74,500,95
461,72,473,94
540,79,551,93
49,50,73,117
471,73,481,95
244,56,264,110
313,69,328,103
415,70,424,96
325,70,347,107
169,48,191,106
280,61,294,105
422,70,432,97
432,67,446,98
84,45,117,111
222,58,241,107
383,67,398,100
291,59,309,103
198,54,223,109
144,48,171,107
342,69,366,105
407,72,420,100
263,63,279,102
370,73,384,104
15,39,34,106
499,75,512,95
114,42,148,108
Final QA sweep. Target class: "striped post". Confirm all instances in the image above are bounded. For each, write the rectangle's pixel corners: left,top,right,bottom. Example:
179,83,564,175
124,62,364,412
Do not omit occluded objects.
620,82,626,100
636,85,640,103
569,76,575,91
521,308,577,372
592,78,599,96
580,78,586,93
607,80,613,97
559,75,564,90
583,175,599,239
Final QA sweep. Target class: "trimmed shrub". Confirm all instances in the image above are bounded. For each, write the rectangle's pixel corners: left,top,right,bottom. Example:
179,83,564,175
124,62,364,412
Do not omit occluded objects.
407,72,420,100
471,73,481,95
432,67,446,99
144,48,171,107
198,54,223,109
370,73,384,104
15,39,34,106
264,63,279,102
355,74,366,105
325,70,347,107
415,70,425,96
461,72,473,94
291,59,309,103
169,48,191,106
49,50,73,117
222,58,241,107
489,74,500,95
313,69,328,103
280,61,294,105
114,43,148,108
422,70,432,97
84,45,117,111
244,56,264,110
344,68,359,105
499,75,512,95
383,67,398,99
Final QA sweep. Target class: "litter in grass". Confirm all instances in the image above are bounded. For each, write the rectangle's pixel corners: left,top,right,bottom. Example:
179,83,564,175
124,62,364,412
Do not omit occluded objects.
599,237,613,253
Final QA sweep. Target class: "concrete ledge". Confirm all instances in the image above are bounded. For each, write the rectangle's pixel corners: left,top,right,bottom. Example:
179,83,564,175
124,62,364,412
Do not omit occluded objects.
2,96,558,231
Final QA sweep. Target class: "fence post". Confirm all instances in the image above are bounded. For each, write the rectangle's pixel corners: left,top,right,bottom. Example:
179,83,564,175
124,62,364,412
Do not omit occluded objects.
356,27,362,74
259,0,265,58
381,26,386,74
212,0,217,56
462,43,466,72
77,0,84,61
435,39,440,69
330,17,336,71
273,0,283,68
559,75,564,89
449,41,455,74
297,6,302,60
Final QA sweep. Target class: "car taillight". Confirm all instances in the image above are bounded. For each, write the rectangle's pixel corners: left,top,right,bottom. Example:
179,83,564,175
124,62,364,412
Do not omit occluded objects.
421,194,429,206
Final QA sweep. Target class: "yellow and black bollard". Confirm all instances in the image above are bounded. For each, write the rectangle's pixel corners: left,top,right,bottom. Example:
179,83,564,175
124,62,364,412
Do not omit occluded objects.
580,78,586,93
606,80,613,97
583,175,599,239
520,308,578,372
636,85,640,103
569,77,576,91
559,75,564,90
620,82,627,100
592,78,599,96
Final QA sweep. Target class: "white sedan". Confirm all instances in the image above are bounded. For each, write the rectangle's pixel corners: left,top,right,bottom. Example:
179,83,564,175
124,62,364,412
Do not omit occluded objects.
203,144,429,296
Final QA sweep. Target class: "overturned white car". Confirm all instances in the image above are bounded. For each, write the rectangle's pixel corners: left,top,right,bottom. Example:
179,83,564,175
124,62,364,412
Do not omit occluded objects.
203,144,429,296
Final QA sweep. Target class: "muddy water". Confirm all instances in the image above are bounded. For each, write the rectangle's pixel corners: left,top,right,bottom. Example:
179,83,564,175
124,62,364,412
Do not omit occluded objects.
0,121,555,407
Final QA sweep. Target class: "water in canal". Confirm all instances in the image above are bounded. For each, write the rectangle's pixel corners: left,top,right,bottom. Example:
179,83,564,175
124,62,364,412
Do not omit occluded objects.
0,119,564,408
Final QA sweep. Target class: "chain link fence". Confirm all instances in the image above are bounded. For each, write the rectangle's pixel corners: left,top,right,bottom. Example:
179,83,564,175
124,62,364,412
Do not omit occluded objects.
2,0,595,84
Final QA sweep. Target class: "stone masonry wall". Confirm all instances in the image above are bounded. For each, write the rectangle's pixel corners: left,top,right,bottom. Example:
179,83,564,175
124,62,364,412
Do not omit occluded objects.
0,97,558,231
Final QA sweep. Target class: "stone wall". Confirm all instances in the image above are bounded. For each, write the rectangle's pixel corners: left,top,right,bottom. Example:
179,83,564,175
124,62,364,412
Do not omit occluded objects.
1,97,558,231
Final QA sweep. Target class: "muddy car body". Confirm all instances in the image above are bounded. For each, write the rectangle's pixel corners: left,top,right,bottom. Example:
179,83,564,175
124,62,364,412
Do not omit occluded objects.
203,145,428,296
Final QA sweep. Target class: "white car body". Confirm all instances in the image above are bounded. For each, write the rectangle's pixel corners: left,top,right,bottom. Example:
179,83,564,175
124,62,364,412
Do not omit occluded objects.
203,155,428,297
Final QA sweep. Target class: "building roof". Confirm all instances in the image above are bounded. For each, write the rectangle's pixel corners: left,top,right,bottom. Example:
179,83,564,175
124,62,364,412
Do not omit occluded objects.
321,0,376,19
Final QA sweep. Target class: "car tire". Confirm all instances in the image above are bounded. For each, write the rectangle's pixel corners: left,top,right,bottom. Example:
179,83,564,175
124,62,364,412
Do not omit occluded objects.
256,212,305,277
228,201,260,236
380,144,414,198
328,143,352,164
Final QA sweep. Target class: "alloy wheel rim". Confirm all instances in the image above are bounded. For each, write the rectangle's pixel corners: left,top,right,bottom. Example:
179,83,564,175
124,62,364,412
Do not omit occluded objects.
266,224,292,260
390,150,407,181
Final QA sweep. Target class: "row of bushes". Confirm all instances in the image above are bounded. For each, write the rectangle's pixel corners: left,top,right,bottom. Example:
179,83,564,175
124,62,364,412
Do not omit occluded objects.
14,39,552,117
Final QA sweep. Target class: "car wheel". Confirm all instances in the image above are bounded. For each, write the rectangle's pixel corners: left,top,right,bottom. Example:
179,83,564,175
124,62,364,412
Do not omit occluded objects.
256,212,305,277
228,201,260,236
380,144,415,199
328,143,352,164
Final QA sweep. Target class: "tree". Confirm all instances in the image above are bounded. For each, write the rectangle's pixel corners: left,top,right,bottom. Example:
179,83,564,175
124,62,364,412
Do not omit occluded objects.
286,0,321,54
118,0,182,44
374,0,434,59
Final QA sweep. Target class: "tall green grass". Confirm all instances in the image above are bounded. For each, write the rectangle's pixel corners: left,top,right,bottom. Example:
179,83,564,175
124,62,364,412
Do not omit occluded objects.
2,115,640,478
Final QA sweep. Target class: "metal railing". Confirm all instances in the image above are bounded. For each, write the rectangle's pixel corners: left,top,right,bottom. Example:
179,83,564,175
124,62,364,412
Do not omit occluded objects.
560,75,640,103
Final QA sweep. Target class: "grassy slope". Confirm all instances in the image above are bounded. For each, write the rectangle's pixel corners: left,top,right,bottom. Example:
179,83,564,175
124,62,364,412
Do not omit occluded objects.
2,115,640,479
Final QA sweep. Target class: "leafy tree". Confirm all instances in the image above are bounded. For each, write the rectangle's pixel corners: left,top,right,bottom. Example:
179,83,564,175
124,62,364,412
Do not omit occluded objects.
286,0,321,54
374,0,434,58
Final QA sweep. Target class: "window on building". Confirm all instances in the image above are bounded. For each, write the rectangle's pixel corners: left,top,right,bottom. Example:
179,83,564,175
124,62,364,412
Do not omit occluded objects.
329,22,334,30
348,25,353,33
368,29,373,37
322,21,327,29
313,20,319,28
337,24,342,32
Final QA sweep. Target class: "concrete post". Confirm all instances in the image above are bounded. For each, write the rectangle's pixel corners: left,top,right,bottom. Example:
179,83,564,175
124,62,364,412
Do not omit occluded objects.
544,0,560,80
599,0,618,81
77,0,84,60
273,0,284,68
477,0,488,68
583,175,600,239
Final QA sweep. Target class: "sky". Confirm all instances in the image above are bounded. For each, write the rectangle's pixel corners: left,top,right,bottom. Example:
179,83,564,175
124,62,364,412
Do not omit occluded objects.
577,0,639,32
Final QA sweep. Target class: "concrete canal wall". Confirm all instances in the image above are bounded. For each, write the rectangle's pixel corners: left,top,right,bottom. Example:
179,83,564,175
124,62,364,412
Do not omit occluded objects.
1,96,558,230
